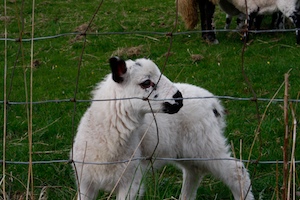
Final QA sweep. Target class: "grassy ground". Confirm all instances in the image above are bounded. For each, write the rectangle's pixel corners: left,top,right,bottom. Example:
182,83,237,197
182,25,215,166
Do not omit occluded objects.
1,0,300,199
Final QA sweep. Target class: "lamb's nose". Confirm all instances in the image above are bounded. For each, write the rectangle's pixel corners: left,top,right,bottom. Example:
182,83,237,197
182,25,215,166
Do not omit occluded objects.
173,90,183,107
163,90,183,114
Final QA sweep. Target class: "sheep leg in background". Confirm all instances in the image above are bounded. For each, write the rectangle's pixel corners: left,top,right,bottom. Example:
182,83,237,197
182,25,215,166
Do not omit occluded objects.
271,12,285,29
198,0,219,44
291,12,300,44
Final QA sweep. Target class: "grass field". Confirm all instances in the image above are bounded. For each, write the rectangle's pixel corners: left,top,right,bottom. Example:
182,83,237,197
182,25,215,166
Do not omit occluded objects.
1,0,300,199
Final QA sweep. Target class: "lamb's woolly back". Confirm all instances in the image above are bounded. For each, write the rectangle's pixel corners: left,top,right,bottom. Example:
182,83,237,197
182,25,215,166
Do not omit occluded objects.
140,83,228,161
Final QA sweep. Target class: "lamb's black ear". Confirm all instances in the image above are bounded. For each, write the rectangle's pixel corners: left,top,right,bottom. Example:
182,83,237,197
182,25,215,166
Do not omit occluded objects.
109,57,127,83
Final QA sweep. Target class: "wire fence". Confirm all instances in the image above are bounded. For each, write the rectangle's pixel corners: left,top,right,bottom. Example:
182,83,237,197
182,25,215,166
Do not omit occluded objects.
1,157,300,166
1,0,299,199
1,28,299,42
1,95,300,105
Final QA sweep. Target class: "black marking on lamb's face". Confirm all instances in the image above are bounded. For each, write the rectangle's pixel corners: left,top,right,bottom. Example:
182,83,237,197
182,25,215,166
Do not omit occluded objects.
213,108,221,117
154,94,158,98
163,90,183,114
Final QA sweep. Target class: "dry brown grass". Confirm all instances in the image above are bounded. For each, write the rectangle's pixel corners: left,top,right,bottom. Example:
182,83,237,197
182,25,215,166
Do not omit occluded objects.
112,45,144,57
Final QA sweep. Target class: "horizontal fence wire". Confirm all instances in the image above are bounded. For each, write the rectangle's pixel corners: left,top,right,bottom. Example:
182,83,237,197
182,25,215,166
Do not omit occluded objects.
1,157,300,165
0,28,299,42
1,96,300,105
1,94,298,166
1,96,298,166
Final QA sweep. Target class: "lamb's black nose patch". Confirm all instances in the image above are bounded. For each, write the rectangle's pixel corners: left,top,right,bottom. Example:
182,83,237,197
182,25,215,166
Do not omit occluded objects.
163,90,183,114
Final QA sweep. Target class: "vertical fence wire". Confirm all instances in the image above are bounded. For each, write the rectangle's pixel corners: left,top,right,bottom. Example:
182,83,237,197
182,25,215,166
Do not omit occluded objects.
3,0,8,199
69,1,105,199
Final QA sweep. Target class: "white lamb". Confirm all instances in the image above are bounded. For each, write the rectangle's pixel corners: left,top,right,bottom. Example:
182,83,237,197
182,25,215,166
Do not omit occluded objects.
71,57,183,200
71,57,254,200
219,0,300,43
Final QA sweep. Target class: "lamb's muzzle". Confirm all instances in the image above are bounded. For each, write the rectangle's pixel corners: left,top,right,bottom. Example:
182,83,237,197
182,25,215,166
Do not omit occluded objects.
163,90,183,114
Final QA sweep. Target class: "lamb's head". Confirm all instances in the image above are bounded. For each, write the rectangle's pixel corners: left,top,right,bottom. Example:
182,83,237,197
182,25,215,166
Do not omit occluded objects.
109,57,183,115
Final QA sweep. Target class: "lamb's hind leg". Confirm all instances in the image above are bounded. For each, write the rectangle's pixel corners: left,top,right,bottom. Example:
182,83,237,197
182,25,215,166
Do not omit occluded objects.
207,159,254,200
178,165,204,200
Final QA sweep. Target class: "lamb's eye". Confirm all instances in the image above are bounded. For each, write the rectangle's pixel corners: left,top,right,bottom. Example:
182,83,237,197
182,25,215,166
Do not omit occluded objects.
140,80,152,89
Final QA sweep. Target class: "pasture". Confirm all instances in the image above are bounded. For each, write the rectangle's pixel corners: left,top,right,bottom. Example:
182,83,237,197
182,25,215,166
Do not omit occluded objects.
1,0,300,199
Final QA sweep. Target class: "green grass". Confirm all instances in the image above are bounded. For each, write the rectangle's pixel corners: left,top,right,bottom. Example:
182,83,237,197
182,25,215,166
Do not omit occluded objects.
1,0,300,199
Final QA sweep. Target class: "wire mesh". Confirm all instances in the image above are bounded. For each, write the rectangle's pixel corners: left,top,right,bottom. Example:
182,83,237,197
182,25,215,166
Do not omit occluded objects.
1,0,299,199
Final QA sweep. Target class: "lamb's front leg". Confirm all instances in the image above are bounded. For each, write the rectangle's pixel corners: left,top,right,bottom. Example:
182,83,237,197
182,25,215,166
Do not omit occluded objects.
117,184,144,200
116,170,145,200
208,159,254,200
77,179,99,200
178,165,204,200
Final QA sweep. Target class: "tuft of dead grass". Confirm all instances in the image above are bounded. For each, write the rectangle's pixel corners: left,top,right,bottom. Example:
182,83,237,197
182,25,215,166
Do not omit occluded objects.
112,45,144,57
0,16,12,22
191,54,204,62
70,23,96,43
